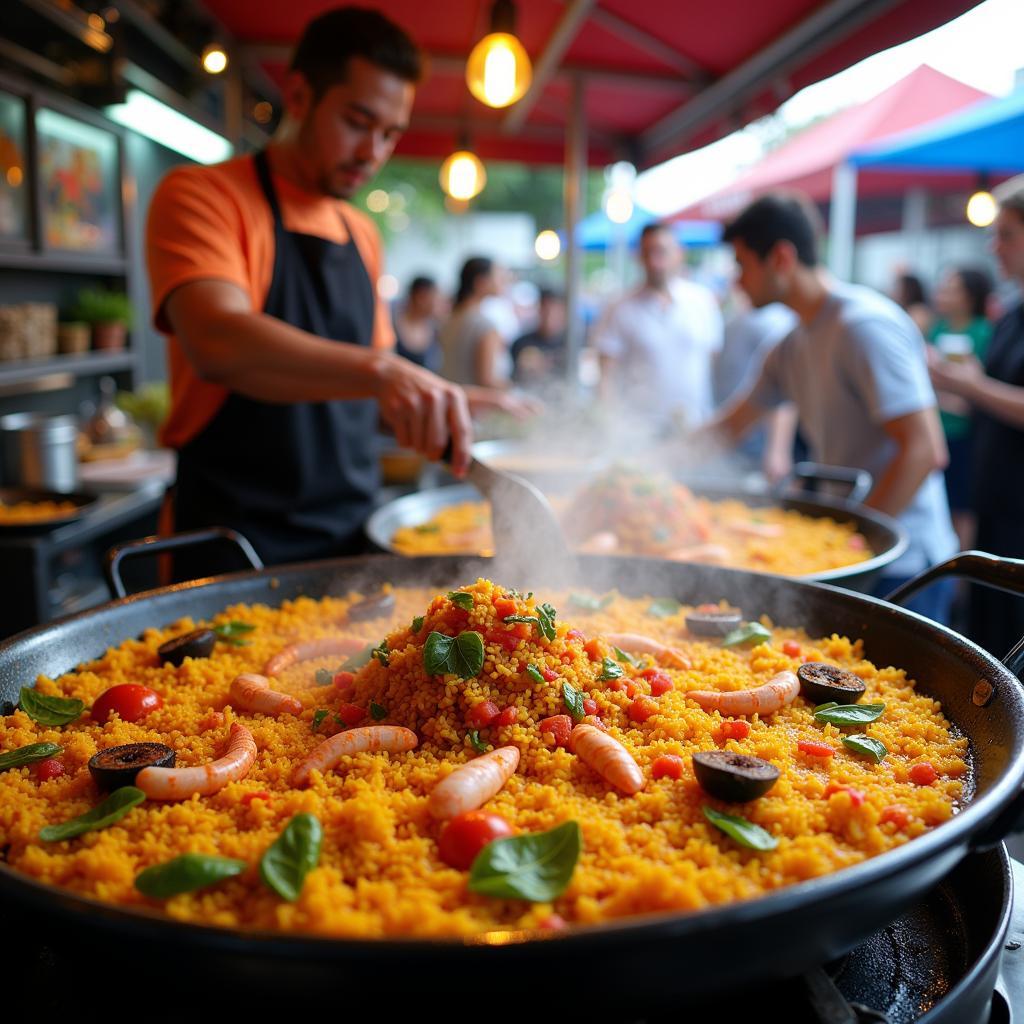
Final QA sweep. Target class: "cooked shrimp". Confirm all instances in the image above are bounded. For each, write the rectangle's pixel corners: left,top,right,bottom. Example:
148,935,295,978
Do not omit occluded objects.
428,746,520,820
263,636,368,676
603,632,691,669
687,669,800,717
136,723,257,801
570,724,644,795
229,673,302,716
727,519,784,539
291,725,418,786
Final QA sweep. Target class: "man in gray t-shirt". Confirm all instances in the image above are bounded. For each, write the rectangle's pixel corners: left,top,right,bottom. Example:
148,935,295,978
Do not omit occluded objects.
706,193,957,621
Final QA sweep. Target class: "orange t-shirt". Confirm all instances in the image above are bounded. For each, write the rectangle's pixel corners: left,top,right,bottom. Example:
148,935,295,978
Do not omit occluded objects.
146,154,394,449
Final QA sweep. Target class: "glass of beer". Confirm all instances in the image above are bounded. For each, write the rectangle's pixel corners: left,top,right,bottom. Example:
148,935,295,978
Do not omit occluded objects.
936,333,973,363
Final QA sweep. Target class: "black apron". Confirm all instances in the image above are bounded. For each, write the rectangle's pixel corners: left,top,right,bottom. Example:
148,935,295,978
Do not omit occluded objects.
172,151,379,574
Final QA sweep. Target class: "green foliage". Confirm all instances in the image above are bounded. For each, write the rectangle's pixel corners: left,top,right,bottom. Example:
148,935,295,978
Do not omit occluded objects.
73,289,133,327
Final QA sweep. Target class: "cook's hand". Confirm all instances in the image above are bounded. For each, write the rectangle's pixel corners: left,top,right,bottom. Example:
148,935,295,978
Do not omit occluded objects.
465,386,544,421
928,354,985,398
375,354,472,475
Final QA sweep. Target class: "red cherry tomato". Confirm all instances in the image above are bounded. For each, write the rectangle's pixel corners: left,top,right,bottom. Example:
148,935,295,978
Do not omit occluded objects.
541,667,559,682
782,640,802,658
35,758,65,782
880,804,910,828
651,755,684,780
91,684,162,724
335,703,367,726
642,669,673,696
797,740,836,758
539,714,573,747
910,762,938,786
496,706,518,727
582,698,598,716
466,701,500,729
628,696,658,723
437,811,514,870
720,720,750,740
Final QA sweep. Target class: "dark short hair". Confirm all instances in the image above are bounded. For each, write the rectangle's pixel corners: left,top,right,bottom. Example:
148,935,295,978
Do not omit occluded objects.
290,6,423,99
408,275,436,296
455,257,493,306
639,222,673,243
723,193,821,267
897,272,928,309
953,266,993,319
995,174,1024,223
538,288,564,304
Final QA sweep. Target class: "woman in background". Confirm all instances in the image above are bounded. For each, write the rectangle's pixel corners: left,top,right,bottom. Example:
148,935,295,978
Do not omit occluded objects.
394,275,444,372
892,270,933,336
440,257,512,389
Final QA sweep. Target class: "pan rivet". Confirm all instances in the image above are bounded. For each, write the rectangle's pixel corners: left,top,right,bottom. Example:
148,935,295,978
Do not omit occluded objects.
972,680,995,707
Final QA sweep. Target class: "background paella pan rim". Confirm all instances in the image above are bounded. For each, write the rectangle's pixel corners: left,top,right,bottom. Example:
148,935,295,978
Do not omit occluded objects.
0,553,1020,965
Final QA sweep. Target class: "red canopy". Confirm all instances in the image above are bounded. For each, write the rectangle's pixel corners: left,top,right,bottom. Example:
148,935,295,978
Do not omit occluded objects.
200,0,983,167
675,64,990,220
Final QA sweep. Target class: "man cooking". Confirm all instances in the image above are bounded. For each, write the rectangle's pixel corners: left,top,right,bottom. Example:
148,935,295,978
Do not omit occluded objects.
147,7,473,573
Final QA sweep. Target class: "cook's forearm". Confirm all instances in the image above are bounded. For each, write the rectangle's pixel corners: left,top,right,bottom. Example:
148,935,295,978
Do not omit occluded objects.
965,376,1024,430
183,309,388,403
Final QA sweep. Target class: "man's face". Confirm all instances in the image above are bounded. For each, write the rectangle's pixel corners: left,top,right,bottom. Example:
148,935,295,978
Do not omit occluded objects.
639,229,682,287
292,56,414,199
731,239,783,308
538,297,566,336
994,207,1024,284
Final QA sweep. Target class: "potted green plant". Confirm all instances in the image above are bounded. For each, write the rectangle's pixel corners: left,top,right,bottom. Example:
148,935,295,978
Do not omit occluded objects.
73,289,133,351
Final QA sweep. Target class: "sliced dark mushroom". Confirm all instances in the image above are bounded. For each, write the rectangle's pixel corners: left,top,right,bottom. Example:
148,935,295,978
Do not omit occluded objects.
685,606,743,637
346,590,397,622
158,629,217,667
797,662,867,705
692,750,780,802
88,742,175,791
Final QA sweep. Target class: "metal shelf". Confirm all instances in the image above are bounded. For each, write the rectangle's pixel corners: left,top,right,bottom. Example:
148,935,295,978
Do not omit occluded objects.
0,350,137,387
0,250,127,274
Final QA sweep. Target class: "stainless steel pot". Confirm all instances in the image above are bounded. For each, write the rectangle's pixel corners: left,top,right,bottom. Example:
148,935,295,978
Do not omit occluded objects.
0,412,79,492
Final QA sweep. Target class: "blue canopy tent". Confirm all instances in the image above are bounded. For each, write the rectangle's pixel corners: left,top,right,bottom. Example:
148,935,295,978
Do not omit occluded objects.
575,205,721,250
852,87,1024,173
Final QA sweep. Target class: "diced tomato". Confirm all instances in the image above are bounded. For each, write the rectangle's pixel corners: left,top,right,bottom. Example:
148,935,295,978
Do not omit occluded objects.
541,667,558,682
91,684,162,725
566,630,586,644
494,597,518,619
335,703,367,726
628,696,658,723
496,706,518,727
824,782,865,806
584,639,602,661
438,811,514,870
651,755,684,780
910,762,938,786
466,701,500,729
880,804,910,828
34,758,64,782
539,714,573,748
241,791,272,806
782,640,802,658
333,670,356,691
538,913,567,931
720,720,750,740
798,740,836,758
642,668,673,696
607,679,637,698
485,628,521,652
582,698,598,716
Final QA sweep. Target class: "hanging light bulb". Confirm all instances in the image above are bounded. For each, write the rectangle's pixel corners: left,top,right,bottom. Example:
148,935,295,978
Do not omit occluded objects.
534,230,561,261
201,43,229,75
604,188,634,225
466,0,532,109
440,149,487,201
966,190,997,228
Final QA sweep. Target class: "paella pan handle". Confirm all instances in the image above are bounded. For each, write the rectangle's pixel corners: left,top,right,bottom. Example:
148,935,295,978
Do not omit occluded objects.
104,527,264,599
777,462,873,504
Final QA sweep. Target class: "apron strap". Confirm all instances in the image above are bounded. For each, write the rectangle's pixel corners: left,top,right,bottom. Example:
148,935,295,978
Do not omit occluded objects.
252,150,284,226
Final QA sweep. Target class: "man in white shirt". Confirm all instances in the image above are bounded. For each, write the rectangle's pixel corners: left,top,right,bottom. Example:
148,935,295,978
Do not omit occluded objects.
595,223,723,428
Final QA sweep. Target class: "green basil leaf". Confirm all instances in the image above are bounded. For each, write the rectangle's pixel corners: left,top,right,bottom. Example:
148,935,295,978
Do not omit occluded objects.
411,616,425,633
842,734,888,762
613,646,641,668
722,622,773,648
537,603,558,642
369,701,387,721
814,702,840,714
19,688,83,727
260,813,322,902
213,621,256,647
314,668,333,687
468,729,488,754
345,643,376,670
311,709,329,731
423,630,485,679
448,591,474,611
0,742,63,773
562,682,585,721
526,664,545,685
414,523,440,534
703,805,778,852
647,598,682,619
468,820,581,902
371,639,390,667
814,703,886,726
135,853,247,899
568,592,612,612
597,657,624,681
40,787,145,842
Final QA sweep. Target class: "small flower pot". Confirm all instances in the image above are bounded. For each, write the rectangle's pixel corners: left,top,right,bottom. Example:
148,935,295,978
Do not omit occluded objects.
58,321,91,355
92,322,127,351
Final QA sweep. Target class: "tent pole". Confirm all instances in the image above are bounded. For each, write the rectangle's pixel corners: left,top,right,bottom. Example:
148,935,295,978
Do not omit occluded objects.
564,73,586,387
902,186,928,268
828,161,857,281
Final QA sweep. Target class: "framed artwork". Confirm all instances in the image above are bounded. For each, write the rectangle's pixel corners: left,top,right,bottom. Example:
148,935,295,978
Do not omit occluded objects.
0,88,30,248
35,105,121,254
